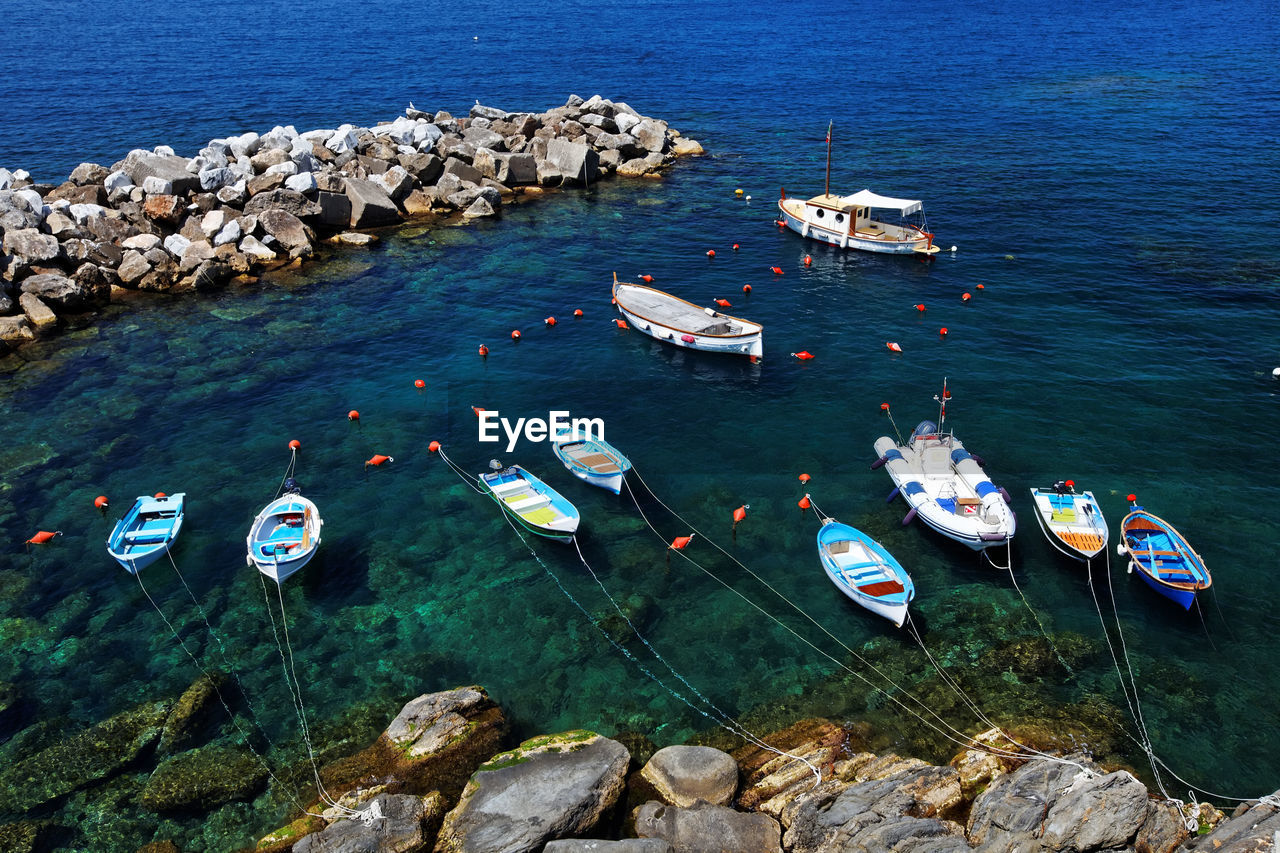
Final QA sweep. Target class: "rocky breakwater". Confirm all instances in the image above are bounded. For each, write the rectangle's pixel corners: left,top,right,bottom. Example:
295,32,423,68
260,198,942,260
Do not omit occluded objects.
242,691,1280,853
0,95,704,354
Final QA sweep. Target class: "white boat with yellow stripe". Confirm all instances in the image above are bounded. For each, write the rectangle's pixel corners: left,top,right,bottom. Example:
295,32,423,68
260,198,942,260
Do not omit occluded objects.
480,464,580,542
1029,481,1109,561
777,122,939,256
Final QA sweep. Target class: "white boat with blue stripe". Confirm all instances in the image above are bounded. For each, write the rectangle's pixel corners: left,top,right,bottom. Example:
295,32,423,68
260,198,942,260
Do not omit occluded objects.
246,483,323,583
106,492,185,574
817,519,915,627
551,430,632,495
480,464,580,542
872,381,1015,553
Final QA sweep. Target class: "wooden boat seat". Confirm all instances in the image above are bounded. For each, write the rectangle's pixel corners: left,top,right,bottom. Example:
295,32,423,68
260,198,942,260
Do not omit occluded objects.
858,579,905,597
577,453,620,473
826,541,851,555
1141,549,1182,557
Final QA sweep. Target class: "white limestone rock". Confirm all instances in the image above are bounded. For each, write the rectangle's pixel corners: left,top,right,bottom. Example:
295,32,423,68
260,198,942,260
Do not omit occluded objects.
213,220,242,247
216,180,248,206
163,233,192,257
199,167,235,191
326,125,359,155
0,168,12,190
15,188,46,218
265,161,298,178
116,250,152,285
614,112,641,135
238,234,277,261
69,203,108,224
199,209,228,237
285,172,317,194
104,170,134,192
153,144,176,156
142,175,173,196
371,165,413,203
122,233,163,252
228,131,261,158
259,125,299,150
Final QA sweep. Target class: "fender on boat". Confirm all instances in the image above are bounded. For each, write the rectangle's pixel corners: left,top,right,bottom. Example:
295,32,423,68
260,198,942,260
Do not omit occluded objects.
902,507,918,526
980,531,1007,541
886,486,900,502
871,456,888,470
999,486,1012,503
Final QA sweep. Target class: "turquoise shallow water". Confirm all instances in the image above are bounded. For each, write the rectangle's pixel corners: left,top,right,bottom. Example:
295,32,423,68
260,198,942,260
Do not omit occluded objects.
3,0,1280,848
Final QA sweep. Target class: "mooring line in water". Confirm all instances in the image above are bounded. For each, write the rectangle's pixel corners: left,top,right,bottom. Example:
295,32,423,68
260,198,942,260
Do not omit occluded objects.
1002,555,1076,677
134,565,313,814
257,572,358,817
567,535,822,783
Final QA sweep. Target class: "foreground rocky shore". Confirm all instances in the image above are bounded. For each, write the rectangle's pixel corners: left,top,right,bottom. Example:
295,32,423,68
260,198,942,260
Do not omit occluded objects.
1,680,1275,852
0,95,703,354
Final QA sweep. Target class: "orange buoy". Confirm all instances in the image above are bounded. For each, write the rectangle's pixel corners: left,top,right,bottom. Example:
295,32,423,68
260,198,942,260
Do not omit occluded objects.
715,298,731,308
289,439,301,451
670,534,695,550
775,219,786,227
365,454,393,468
886,342,903,353
732,243,740,251
472,406,485,417
791,351,815,360
611,297,617,305
1127,493,1137,503
614,319,628,329
414,379,425,388
798,494,812,511
976,284,985,290
154,492,167,498
798,473,811,484
511,330,521,340
742,284,752,294
939,327,949,337
573,309,583,317
545,316,556,326
914,303,926,312
640,274,654,283
748,354,759,364
770,266,784,275
803,255,812,267
962,292,972,302
881,403,890,411
348,410,360,421
478,344,489,356
732,505,748,525
706,250,716,258
25,530,61,545
94,495,109,510
428,441,441,453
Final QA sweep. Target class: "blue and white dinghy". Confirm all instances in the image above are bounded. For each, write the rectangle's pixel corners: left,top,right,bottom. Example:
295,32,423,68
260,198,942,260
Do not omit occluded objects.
246,479,323,583
872,380,1015,552
107,492,186,574
480,463,580,542
817,518,915,627
551,430,632,495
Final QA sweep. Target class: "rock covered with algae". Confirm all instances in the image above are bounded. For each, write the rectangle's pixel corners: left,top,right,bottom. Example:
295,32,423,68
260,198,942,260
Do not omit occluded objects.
139,742,268,812
0,698,170,812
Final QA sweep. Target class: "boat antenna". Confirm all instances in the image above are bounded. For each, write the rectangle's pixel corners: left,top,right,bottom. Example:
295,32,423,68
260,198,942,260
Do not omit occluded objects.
824,121,833,198
932,377,951,434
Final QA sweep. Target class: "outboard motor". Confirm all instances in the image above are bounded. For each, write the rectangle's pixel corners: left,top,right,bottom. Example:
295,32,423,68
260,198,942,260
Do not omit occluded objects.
910,420,938,442
283,477,301,495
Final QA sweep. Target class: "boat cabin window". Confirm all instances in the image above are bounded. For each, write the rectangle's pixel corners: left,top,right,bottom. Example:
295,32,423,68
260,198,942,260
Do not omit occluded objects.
834,213,844,223
815,208,824,219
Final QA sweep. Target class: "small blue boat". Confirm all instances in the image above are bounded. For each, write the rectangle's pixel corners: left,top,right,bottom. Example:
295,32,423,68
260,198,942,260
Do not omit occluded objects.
1119,504,1211,610
106,493,186,574
551,432,632,495
246,487,323,584
817,519,915,627
480,464,580,542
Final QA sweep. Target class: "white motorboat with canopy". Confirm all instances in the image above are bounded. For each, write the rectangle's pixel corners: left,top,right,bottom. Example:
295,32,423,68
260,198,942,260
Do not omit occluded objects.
778,122,940,255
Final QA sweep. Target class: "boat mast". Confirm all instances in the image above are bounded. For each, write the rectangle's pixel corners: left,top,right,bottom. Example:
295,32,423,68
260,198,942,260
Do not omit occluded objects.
934,377,951,434
824,121,833,197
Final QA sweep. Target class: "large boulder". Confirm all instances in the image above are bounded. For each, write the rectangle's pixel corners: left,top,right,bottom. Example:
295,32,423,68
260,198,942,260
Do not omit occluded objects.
0,315,35,350
630,119,669,154
122,151,200,196
258,209,312,252
139,743,268,812
967,757,1151,852
639,745,738,808
243,188,322,219
435,731,630,853
397,152,444,184
143,194,185,225
19,293,57,331
372,165,414,203
117,250,153,286
69,162,109,185
293,792,445,853
344,178,400,228
473,151,536,186
2,228,60,267
19,272,98,313
544,138,601,186
1181,793,1280,851
634,801,782,853
544,843,671,853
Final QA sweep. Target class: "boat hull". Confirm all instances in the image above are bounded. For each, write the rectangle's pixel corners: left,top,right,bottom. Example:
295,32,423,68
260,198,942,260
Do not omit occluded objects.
247,494,323,583
817,521,914,627
1120,509,1210,610
778,199,934,255
106,492,186,574
1029,487,1108,560
481,465,580,542
613,280,763,359
873,434,1015,552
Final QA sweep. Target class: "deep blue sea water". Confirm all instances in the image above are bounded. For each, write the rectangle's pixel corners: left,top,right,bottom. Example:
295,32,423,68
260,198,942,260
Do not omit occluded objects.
3,0,1280,848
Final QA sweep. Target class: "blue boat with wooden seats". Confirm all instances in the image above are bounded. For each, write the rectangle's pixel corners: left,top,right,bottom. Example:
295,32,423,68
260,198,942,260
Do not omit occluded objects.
246,481,323,583
107,492,186,574
480,464,580,542
816,518,915,627
551,430,632,495
1118,499,1210,609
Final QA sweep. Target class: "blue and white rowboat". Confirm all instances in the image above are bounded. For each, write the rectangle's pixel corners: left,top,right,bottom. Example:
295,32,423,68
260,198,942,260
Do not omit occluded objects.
247,492,323,583
107,493,186,574
817,519,915,627
480,465,580,542
1119,505,1210,610
551,431,632,495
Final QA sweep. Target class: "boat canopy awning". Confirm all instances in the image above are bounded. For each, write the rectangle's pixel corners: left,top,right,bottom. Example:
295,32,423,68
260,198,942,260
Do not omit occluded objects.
838,190,922,215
